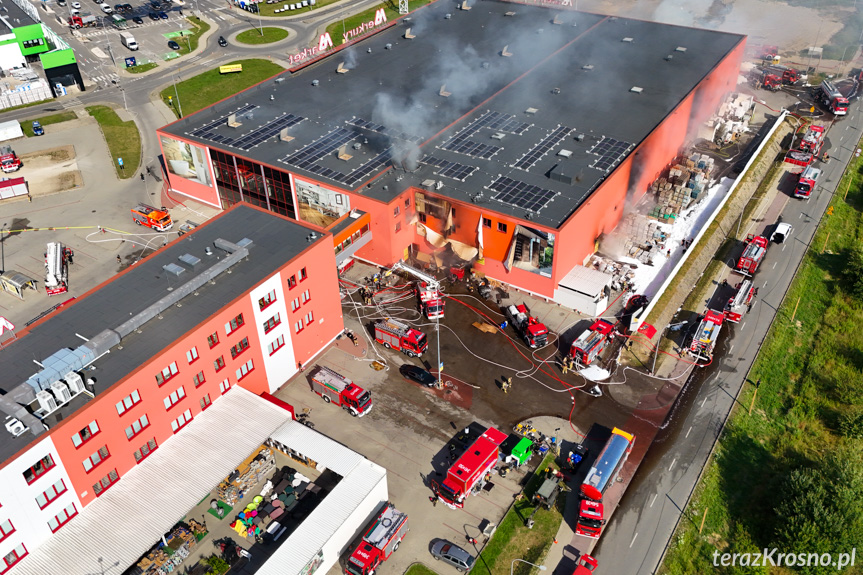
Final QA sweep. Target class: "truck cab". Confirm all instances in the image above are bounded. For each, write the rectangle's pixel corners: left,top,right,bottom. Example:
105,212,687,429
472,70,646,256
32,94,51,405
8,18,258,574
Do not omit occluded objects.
575,499,604,538
794,166,820,199
573,554,598,574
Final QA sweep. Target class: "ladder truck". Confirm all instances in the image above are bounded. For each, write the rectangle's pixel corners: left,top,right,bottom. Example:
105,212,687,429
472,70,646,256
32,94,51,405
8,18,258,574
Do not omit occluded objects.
784,124,825,167
45,242,73,296
385,261,445,319
345,503,409,575
689,310,724,362
569,319,616,367
723,279,755,323
374,318,428,357
309,366,373,417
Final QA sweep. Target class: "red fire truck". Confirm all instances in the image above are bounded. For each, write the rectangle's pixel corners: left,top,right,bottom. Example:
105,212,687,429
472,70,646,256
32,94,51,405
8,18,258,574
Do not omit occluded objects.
795,165,821,199
504,303,549,348
689,310,724,361
345,503,409,575
45,242,73,296
723,279,755,323
310,366,373,417
735,235,768,276
0,146,22,173
816,80,849,116
573,555,599,575
435,427,507,509
131,204,173,232
374,319,428,357
785,124,825,167
575,499,605,539
386,262,446,320
569,320,616,367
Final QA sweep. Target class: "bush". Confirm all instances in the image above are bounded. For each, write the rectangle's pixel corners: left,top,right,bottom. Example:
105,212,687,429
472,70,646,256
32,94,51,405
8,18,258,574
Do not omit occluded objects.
841,244,863,301
205,555,230,575
839,409,863,439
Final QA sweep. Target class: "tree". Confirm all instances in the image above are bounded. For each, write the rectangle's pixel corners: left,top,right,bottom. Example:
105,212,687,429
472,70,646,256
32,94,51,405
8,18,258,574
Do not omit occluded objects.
842,244,863,301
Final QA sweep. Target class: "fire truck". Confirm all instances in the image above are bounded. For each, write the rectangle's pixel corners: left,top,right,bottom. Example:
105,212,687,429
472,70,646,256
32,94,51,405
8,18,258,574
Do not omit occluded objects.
68,12,97,28
795,165,821,199
816,80,849,116
758,73,782,91
573,554,599,575
309,366,372,417
345,503,409,575
0,146,22,173
504,303,549,348
785,124,825,167
723,280,755,323
386,262,445,319
580,427,635,502
735,235,769,276
762,64,801,84
131,204,173,232
435,427,507,509
569,320,616,367
575,499,604,539
45,242,73,296
689,310,724,361
374,319,428,357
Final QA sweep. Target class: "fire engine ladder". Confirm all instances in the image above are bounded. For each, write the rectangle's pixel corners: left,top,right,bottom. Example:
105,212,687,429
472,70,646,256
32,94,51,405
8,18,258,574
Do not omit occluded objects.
366,506,406,549
731,279,752,308
379,318,411,337
314,365,350,390
388,262,442,291
581,330,605,352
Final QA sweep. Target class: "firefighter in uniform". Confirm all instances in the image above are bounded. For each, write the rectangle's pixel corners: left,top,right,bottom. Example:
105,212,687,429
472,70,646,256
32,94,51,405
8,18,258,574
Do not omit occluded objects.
561,358,569,375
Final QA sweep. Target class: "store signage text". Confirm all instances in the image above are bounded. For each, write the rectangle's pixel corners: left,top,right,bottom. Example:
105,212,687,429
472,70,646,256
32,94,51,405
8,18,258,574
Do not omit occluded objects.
287,8,388,66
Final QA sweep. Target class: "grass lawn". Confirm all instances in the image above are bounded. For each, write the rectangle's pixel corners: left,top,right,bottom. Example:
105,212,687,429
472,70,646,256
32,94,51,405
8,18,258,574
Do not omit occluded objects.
171,16,210,57
86,105,141,179
159,59,284,118
477,454,563,575
236,27,289,44
20,111,77,137
325,0,434,46
404,564,440,575
660,137,863,572
255,0,339,18
127,62,159,74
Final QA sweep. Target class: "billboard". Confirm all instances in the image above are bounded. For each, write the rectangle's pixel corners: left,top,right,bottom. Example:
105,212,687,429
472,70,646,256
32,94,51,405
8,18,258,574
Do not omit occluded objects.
160,136,212,187
294,176,350,227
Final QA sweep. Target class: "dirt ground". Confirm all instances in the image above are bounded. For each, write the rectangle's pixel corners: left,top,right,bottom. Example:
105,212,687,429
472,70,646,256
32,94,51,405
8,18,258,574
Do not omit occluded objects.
17,145,83,195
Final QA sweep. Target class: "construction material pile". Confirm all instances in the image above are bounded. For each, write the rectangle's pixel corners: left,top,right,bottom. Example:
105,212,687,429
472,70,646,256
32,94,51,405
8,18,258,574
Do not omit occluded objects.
698,92,755,145
647,153,715,222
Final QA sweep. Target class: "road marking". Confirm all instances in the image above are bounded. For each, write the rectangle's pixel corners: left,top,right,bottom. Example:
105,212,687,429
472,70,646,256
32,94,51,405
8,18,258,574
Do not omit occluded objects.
799,212,803,219
701,397,707,408
685,426,692,438
773,261,777,268
782,244,786,251
669,458,677,471
650,494,658,507
741,322,746,330
729,344,734,353
630,533,639,548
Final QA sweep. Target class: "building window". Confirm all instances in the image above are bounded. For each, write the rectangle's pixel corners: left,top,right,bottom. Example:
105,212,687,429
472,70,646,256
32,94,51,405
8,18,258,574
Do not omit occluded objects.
451,207,456,217
258,289,277,311
133,439,158,464
124,414,150,440
225,313,244,335
302,289,310,304
155,362,179,386
23,454,55,484
48,503,77,533
0,520,15,543
268,335,285,355
2,543,27,571
393,206,401,217
418,213,427,223
71,420,100,448
299,267,307,281
235,359,254,381
186,347,199,364
219,379,232,395
405,197,411,208
171,409,193,433
291,297,300,312
200,394,212,411
214,355,226,372
483,217,492,228
294,320,304,334
163,386,187,411
92,469,119,497
82,445,110,473
115,390,141,416
395,222,401,233
207,332,219,348
305,311,314,326
287,275,297,289
230,337,250,359
192,371,206,387
263,313,281,334
497,222,508,233
36,479,67,509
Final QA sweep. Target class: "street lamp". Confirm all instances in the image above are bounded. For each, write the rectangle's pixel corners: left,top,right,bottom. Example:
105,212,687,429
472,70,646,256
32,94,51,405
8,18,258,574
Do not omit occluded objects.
1,222,7,274
171,72,183,117
511,559,547,575
651,320,688,375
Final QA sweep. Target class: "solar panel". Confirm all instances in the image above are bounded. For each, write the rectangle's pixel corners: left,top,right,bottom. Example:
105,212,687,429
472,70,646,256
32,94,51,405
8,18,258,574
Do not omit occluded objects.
281,127,354,166
339,150,392,187
347,118,424,144
187,104,258,142
232,114,305,150
420,156,478,181
488,176,557,212
588,137,632,172
487,113,531,135
512,125,572,171
441,110,506,158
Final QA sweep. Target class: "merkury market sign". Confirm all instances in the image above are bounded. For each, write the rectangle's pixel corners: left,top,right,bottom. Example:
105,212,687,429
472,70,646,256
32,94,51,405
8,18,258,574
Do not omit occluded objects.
288,8,388,66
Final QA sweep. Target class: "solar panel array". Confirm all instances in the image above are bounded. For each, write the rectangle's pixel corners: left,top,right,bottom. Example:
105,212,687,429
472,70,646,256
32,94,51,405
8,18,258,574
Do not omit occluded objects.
440,110,506,159
486,112,531,135
339,150,392,188
421,156,479,181
512,125,572,171
230,114,305,151
347,118,424,144
588,137,632,172
488,176,557,212
282,127,355,169
187,104,258,142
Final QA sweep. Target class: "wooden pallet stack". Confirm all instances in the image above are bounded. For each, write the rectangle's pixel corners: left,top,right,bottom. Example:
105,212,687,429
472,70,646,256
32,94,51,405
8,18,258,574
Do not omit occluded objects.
647,153,714,221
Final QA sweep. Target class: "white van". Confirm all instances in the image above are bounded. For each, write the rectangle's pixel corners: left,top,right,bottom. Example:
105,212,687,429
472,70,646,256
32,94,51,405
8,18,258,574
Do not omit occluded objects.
770,222,792,244
120,31,138,50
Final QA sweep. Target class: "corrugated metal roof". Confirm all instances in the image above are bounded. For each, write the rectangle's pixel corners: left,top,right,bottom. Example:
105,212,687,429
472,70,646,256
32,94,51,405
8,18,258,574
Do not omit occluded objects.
255,458,387,575
268,419,363,476
10,387,293,575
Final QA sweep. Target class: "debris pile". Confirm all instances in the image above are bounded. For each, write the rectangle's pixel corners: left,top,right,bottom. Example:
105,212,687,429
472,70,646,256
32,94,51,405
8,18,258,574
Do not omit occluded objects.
647,153,715,221
698,92,755,145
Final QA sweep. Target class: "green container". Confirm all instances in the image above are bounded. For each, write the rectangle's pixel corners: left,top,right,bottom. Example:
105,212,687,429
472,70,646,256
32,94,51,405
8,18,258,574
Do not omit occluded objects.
511,438,533,466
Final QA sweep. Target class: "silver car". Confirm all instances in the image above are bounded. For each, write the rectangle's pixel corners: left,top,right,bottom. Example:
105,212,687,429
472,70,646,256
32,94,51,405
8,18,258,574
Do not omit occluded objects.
431,540,475,572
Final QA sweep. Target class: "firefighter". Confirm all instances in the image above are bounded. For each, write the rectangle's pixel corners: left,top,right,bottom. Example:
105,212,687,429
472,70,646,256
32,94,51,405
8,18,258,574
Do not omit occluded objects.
561,358,569,375
116,255,121,264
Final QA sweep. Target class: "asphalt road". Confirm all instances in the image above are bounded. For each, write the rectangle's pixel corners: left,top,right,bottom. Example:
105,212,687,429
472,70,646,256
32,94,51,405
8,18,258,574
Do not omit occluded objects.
592,101,863,574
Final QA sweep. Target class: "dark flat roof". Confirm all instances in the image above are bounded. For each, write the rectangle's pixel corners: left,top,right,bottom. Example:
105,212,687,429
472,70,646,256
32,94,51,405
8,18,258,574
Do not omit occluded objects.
0,3,38,33
162,2,743,229
0,206,322,465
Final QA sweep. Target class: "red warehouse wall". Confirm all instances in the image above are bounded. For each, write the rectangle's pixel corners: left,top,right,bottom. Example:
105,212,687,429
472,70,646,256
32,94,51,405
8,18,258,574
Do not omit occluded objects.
157,135,222,209
349,190,413,266
688,39,747,136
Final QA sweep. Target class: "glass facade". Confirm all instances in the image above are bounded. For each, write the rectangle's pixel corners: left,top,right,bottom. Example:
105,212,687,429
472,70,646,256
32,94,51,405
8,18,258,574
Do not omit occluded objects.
210,150,297,220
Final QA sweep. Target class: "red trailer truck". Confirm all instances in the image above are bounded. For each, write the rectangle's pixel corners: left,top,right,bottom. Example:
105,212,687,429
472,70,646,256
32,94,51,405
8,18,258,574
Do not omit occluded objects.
816,80,849,116
785,124,824,167
576,427,635,539
435,427,507,509
569,320,616,367
735,235,768,276
374,319,428,357
345,503,409,575
575,499,605,539
310,366,373,417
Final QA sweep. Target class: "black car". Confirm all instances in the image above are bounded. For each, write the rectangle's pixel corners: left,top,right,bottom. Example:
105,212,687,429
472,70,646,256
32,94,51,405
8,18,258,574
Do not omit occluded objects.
218,35,227,47
113,3,123,10
158,10,168,18
148,10,159,19
122,2,132,9
167,39,180,50
132,15,143,23
399,364,437,387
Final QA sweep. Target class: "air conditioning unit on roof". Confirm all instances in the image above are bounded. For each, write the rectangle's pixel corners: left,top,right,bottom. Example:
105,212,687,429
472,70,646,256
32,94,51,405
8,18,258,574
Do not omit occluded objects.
36,390,57,413
65,372,84,394
51,380,71,404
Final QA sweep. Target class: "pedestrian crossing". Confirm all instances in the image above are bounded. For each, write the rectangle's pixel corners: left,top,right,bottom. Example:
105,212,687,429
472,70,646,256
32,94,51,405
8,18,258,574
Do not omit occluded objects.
60,97,82,109
89,73,120,85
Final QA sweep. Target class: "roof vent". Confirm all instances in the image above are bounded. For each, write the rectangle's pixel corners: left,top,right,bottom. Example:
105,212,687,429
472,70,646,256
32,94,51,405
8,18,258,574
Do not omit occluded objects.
163,263,185,277
622,37,633,43
481,61,490,69
505,10,516,16
665,54,673,61
551,87,561,95
525,107,538,115
444,12,451,18
491,132,506,141
675,46,687,52
557,149,573,158
575,133,585,141
630,86,643,94
582,64,594,70
178,253,201,268
311,79,319,86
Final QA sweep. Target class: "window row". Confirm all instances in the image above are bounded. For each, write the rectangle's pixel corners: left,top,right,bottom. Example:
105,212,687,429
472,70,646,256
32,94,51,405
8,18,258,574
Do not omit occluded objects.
71,420,99,448
290,290,312,311
163,386,186,410
2,543,27,572
36,479,67,509
47,503,77,533
286,267,307,289
22,454,55,484
293,312,314,333
82,446,109,473
92,469,119,497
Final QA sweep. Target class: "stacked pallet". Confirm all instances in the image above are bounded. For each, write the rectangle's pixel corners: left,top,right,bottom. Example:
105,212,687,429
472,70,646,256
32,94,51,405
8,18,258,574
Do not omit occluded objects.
647,153,714,220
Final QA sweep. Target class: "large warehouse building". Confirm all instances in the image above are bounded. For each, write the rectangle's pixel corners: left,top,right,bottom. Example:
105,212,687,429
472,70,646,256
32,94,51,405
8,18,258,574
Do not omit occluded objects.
157,0,745,311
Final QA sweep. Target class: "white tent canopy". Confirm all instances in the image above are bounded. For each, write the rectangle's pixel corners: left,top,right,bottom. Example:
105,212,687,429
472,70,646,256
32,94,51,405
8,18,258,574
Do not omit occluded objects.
0,119,24,143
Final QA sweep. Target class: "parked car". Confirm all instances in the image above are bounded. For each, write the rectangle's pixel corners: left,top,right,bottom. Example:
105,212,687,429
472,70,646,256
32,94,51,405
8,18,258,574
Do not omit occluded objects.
71,1,81,8
122,3,132,9
148,11,159,19
399,364,436,387
113,3,123,11
158,9,168,17
32,121,44,136
218,35,227,46
770,221,792,244
167,39,180,50
431,541,475,573
100,3,113,13
132,15,143,23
